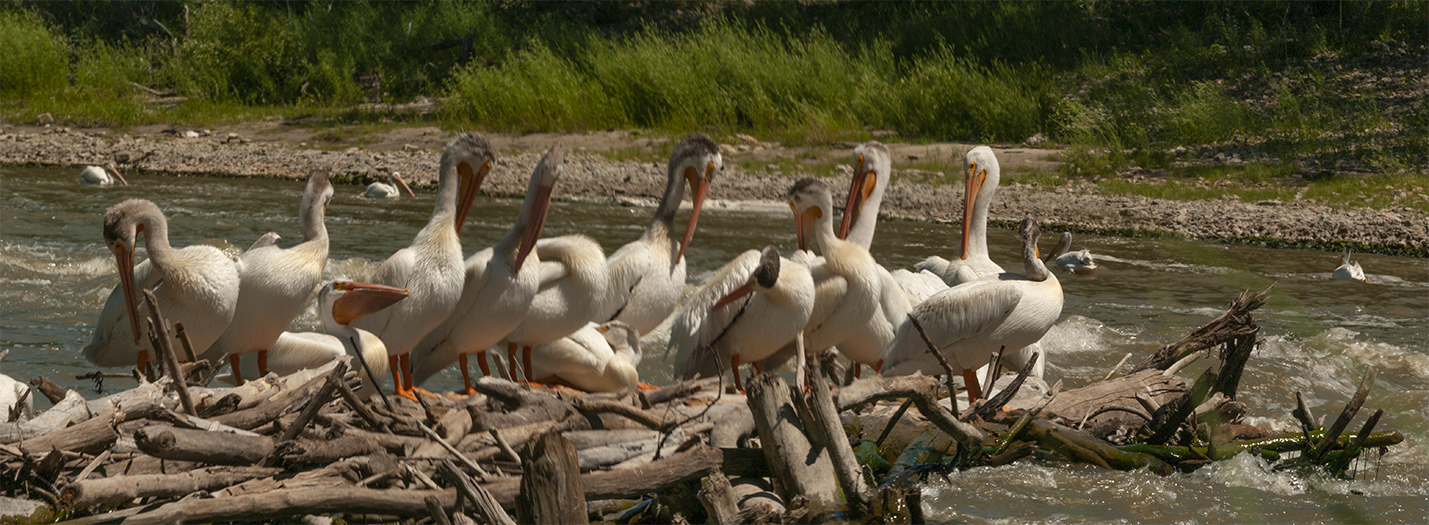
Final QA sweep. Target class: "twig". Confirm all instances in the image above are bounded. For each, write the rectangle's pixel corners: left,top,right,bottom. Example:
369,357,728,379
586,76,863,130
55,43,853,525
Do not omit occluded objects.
174,322,198,363
906,313,958,400
261,362,347,467
438,459,515,525
142,289,196,416
1292,391,1318,447
489,429,521,464
1309,367,1377,462
1102,353,1134,381
75,449,112,482
420,421,491,481
965,351,1038,422
982,346,1005,399
875,398,915,448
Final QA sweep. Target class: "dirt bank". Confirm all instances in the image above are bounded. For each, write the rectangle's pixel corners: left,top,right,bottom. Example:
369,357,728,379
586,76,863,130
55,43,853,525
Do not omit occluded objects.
1,122,1423,256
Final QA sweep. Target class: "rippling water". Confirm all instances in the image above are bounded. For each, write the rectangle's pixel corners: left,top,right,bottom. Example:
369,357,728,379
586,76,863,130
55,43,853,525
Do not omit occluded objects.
2,165,1425,523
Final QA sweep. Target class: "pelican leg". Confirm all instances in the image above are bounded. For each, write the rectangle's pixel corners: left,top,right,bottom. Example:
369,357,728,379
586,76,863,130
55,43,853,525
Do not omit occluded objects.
136,350,152,381
522,346,533,387
476,350,492,378
257,350,269,377
230,355,245,385
458,354,478,396
399,353,440,399
962,368,983,405
389,355,416,401
731,354,745,394
853,362,861,379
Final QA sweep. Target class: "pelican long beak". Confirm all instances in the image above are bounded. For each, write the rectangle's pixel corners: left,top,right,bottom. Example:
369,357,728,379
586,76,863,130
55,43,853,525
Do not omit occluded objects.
961,165,985,260
114,243,141,343
107,165,129,186
395,175,416,197
454,161,489,235
677,165,712,264
839,156,872,240
517,179,556,269
332,282,410,325
714,281,756,310
793,204,819,252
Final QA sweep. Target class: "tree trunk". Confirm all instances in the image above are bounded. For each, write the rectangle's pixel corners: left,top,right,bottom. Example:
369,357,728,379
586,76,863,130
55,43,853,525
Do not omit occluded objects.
516,432,584,524
744,372,838,511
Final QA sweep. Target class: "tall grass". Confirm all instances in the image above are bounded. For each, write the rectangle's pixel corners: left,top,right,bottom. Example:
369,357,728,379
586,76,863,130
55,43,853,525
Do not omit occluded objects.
0,10,68,98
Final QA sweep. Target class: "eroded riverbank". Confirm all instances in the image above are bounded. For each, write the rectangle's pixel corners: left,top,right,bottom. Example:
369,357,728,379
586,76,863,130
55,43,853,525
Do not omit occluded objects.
2,123,1423,256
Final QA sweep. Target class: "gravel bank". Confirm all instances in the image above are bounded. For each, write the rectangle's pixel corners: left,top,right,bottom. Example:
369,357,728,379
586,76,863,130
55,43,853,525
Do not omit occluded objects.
2,124,1423,256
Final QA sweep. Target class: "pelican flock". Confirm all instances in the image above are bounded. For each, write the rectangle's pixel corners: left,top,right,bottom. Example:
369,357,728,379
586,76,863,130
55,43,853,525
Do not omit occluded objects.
81,162,128,186
67,132,1096,405
366,172,416,198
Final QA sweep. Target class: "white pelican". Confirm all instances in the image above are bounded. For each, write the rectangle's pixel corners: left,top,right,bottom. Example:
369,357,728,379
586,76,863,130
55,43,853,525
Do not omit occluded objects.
81,163,128,186
1332,248,1367,282
1,371,32,421
880,217,1063,404
831,143,913,377
233,280,408,398
352,133,491,400
500,234,609,383
915,146,1006,286
789,179,886,374
596,134,721,336
211,171,333,384
528,321,642,393
83,199,241,372
410,146,563,393
1044,231,1097,275
671,246,814,392
366,172,416,199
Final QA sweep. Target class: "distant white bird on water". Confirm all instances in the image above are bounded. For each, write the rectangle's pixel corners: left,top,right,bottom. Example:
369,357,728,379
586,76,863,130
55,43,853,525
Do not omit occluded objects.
880,217,1063,405
81,163,128,186
366,172,416,198
1044,231,1098,275
1332,248,1366,283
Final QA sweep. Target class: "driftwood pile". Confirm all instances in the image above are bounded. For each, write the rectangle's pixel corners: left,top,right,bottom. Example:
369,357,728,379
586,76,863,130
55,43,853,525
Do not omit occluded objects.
0,285,1405,524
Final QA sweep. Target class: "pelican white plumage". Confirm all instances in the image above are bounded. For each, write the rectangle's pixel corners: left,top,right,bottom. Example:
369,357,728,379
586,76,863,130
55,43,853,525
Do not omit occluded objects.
410,145,563,393
1,358,32,421
832,143,912,377
789,179,886,373
81,163,128,186
528,321,642,393
671,246,814,392
211,171,333,384
232,280,405,398
915,146,1006,286
83,199,241,372
596,134,721,336
1044,231,1097,275
1332,248,1367,282
500,234,609,384
352,133,491,400
366,172,416,199
880,217,1063,405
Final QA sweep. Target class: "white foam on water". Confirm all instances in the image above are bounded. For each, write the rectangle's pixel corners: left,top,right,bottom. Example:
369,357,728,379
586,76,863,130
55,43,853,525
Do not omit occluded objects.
1041,315,1122,356
1311,328,1429,380
1199,451,1429,498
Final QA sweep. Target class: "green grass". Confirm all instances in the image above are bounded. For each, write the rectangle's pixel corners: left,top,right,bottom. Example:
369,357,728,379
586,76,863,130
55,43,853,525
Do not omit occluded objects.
1094,166,1429,213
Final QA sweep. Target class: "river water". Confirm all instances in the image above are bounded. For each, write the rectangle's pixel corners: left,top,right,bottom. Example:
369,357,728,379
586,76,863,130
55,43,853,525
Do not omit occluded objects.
2,165,1426,523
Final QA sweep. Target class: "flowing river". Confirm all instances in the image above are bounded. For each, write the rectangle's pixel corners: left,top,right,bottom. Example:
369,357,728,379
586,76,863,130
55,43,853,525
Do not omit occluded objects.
2,165,1426,523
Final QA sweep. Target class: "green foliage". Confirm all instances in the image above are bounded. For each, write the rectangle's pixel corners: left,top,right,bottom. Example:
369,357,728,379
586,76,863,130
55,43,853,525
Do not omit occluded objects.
0,9,69,98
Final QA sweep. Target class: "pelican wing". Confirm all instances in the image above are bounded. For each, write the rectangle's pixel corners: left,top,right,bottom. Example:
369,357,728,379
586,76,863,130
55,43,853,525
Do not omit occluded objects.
882,279,1024,374
891,268,948,305
246,232,282,252
803,261,849,336
599,240,657,323
350,247,416,336
668,249,762,371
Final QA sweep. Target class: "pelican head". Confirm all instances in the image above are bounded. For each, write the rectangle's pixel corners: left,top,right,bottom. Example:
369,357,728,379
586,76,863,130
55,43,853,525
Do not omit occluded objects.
596,320,642,367
713,245,783,310
103,199,164,342
440,133,496,234
668,133,722,263
1018,217,1051,282
840,141,890,240
962,146,1001,260
517,145,564,268
318,280,410,332
302,170,335,218
389,172,416,197
104,163,129,186
787,178,832,253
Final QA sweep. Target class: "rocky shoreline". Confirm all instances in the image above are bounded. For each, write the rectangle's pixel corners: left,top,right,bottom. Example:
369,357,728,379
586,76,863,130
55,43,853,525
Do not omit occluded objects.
2,123,1423,256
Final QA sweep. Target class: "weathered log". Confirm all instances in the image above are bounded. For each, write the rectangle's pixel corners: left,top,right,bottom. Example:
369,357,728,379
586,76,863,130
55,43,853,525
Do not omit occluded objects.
277,435,386,465
19,398,163,455
134,425,274,465
804,355,872,512
837,373,986,445
1,389,91,443
413,405,472,458
30,376,69,404
60,466,281,510
745,372,838,511
210,369,329,430
118,486,457,525
480,444,725,505
425,495,452,525
1309,367,1376,462
1132,285,1271,373
571,397,670,430
699,471,741,525
260,362,347,467
438,459,515,525
719,447,772,479
516,432,584,524
1041,369,1186,428
1024,419,1173,474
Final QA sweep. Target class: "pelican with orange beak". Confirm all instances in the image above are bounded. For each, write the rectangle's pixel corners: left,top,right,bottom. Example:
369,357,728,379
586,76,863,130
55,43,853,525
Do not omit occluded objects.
411,145,564,393
352,133,492,401
81,163,128,186
84,199,241,373
916,146,1007,285
597,134,721,336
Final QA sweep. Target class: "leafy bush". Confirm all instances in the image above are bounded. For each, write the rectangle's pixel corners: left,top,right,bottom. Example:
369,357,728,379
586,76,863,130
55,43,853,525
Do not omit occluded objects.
0,10,68,99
